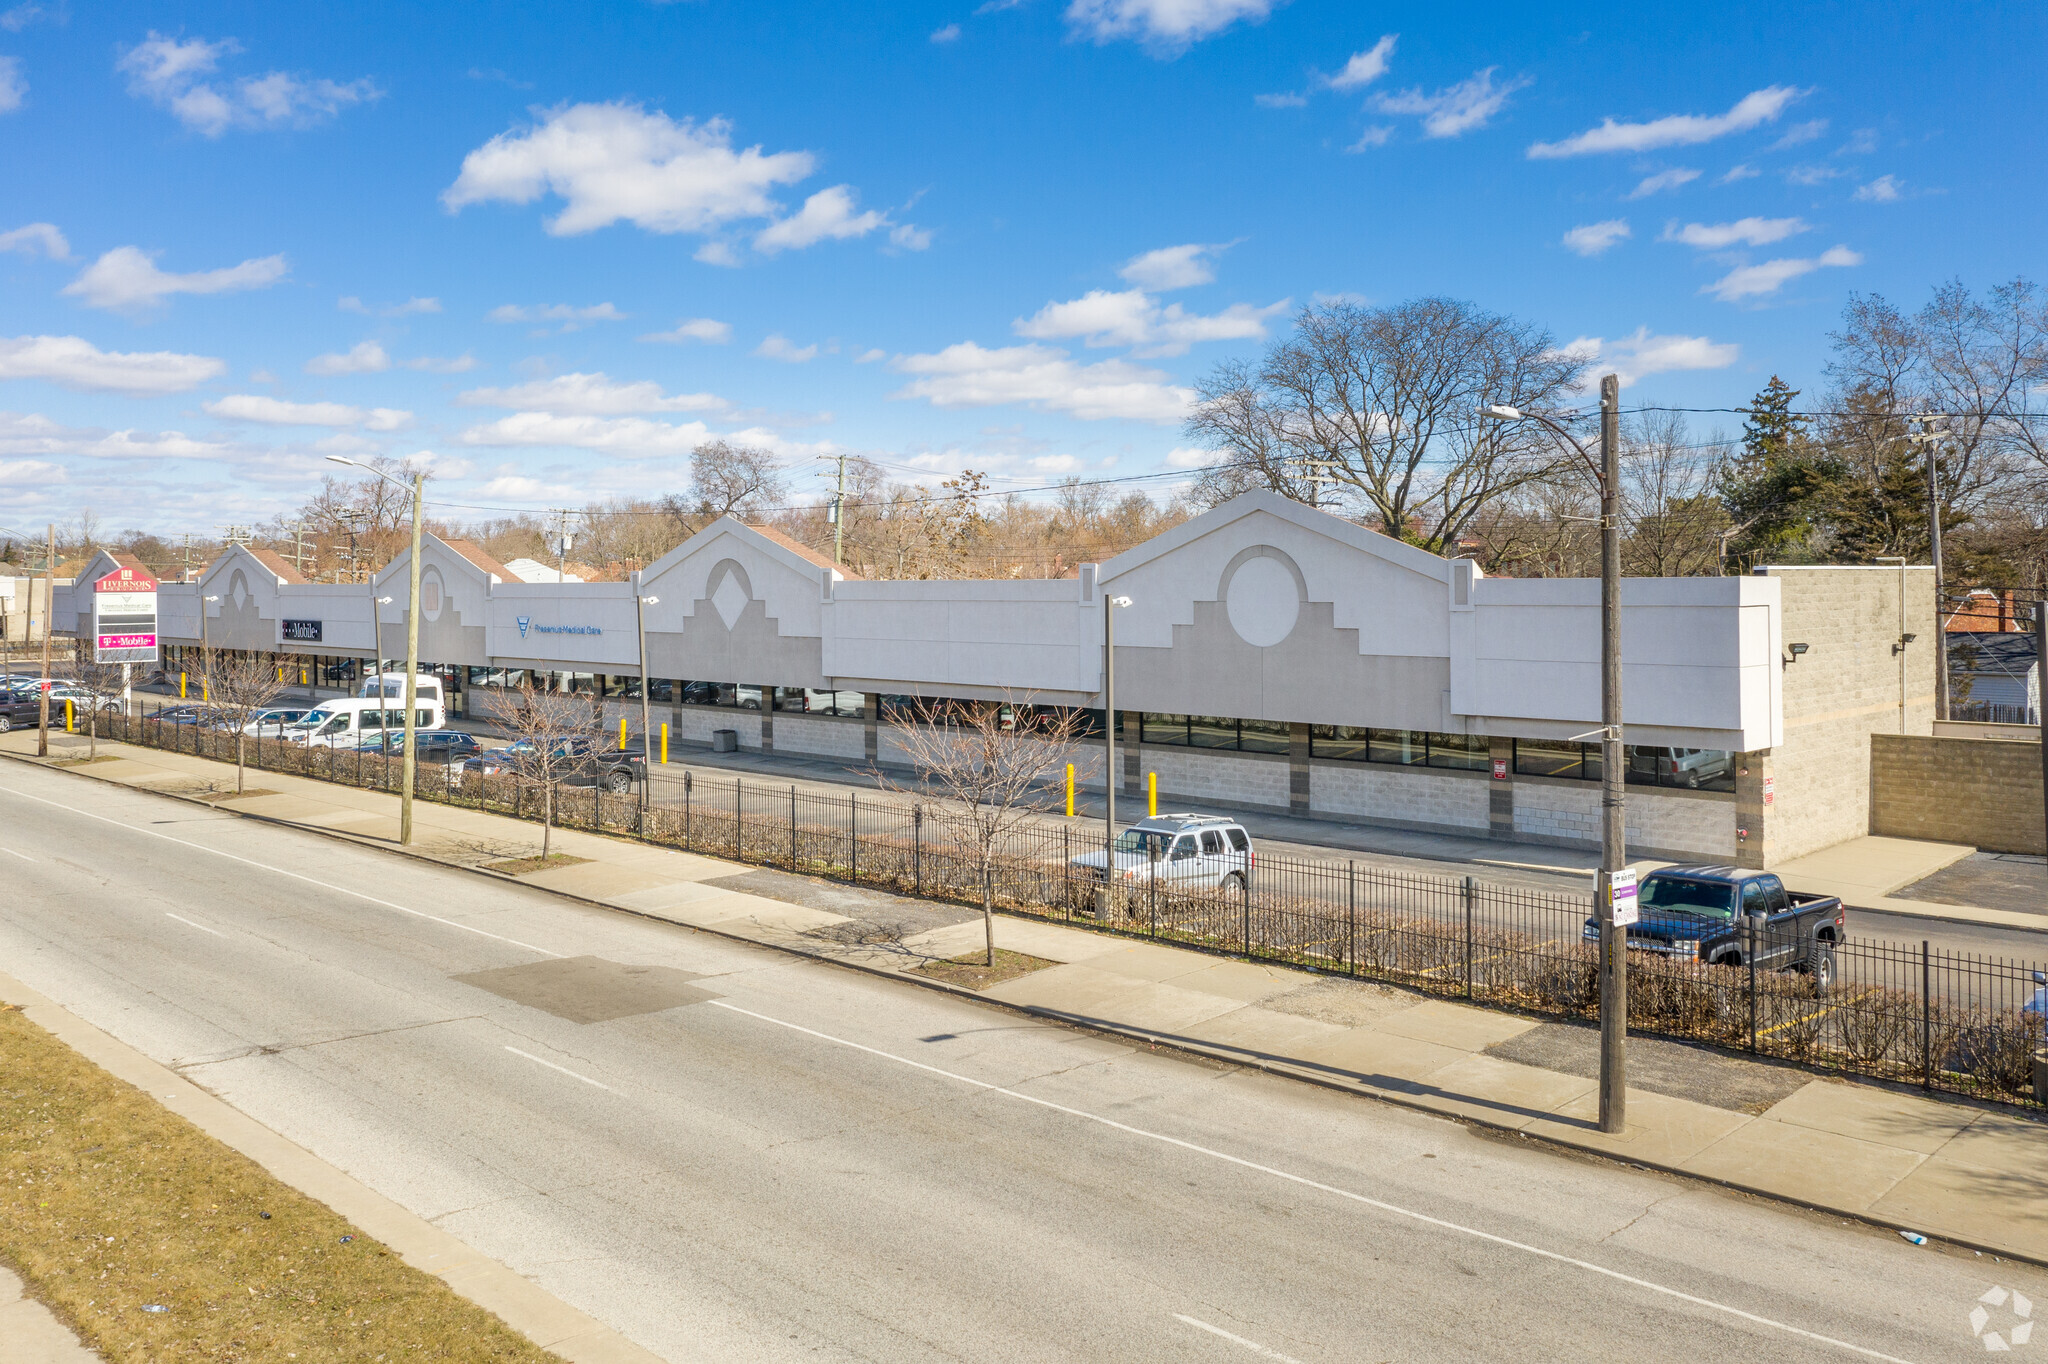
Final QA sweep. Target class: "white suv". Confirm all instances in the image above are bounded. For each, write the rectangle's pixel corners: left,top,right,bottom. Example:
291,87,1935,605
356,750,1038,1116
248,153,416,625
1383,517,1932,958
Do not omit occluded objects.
1066,813,1255,897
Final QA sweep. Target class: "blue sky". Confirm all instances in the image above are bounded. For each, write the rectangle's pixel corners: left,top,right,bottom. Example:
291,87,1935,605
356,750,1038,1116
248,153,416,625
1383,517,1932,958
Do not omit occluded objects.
0,0,2039,537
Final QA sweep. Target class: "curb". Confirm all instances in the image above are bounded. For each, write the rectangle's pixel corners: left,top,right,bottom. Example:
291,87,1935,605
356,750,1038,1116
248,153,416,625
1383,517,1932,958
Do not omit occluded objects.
6,741,2043,1274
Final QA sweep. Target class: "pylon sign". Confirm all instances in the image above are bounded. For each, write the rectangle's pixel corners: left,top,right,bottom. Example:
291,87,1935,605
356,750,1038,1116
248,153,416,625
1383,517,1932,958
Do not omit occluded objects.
93,567,159,663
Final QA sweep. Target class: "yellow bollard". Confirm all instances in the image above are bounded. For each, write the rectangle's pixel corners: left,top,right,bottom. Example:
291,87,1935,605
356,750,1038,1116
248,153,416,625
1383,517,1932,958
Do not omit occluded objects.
65,698,74,732
1148,771,1157,818
619,716,628,749
1065,763,1075,817
660,723,669,764
179,672,188,699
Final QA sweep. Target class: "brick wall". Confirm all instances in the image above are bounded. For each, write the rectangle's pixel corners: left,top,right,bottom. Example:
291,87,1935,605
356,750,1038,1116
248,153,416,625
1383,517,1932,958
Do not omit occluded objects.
1871,734,2043,854
1766,566,1936,862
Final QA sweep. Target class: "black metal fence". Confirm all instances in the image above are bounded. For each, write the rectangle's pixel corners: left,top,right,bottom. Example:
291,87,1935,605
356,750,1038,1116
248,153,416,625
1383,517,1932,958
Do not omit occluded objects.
92,709,2048,1111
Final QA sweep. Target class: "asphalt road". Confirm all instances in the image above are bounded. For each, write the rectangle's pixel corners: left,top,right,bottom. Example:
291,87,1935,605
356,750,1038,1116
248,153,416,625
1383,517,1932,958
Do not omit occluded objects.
0,761,2037,1362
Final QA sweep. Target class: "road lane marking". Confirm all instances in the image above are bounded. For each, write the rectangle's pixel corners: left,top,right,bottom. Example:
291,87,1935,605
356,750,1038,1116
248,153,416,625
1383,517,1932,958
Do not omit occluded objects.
0,846,31,860
503,1046,611,1091
164,913,224,937
707,999,1916,1364
1174,1314,1304,1362
0,782,563,959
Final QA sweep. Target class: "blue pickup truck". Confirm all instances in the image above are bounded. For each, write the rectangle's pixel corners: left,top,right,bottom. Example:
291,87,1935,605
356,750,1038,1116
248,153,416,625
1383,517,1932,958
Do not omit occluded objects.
1583,865,1846,993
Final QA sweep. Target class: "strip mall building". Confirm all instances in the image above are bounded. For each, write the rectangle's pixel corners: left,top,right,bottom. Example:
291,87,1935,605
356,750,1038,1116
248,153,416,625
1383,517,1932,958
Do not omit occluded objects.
54,492,1935,869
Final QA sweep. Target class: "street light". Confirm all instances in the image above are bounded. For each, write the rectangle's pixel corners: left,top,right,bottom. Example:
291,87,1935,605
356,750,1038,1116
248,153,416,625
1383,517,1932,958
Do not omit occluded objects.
633,582,660,817
1481,374,1628,1134
201,594,221,704
1102,592,1133,916
327,455,427,846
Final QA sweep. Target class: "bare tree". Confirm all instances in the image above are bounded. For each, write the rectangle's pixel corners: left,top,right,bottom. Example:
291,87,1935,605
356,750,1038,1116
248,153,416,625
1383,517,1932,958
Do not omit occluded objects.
199,653,291,793
691,440,788,519
500,683,599,861
1185,297,1589,550
876,696,1094,965
68,642,129,761
1619,411,1732,577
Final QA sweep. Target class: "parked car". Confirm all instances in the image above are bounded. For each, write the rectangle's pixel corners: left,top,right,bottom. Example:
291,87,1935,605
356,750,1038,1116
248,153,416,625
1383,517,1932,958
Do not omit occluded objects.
1065,813,1255,897
1586,866,1845,993
0,689,45,732
564,741,647,795
242,707,315,737
43,684,123,714
354,729,484,764
147,703,223,726
460,735,601,779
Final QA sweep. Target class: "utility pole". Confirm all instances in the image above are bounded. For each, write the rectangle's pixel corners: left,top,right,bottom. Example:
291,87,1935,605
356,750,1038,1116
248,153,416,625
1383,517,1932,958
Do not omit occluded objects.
1908,415,1949,720
37,522,53,756
831,453,848,565
1597,373,1627,1136
1100,590,1131,916
551,509,576,583
2036,602,2047,861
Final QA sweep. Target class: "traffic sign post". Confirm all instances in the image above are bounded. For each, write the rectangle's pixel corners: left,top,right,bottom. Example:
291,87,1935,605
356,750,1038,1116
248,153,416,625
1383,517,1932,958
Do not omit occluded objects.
1608,865,1639,927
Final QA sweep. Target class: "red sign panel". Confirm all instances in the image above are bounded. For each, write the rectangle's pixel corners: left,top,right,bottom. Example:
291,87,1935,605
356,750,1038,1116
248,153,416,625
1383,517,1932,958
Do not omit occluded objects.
93,567,159,593
1491,757,1508,780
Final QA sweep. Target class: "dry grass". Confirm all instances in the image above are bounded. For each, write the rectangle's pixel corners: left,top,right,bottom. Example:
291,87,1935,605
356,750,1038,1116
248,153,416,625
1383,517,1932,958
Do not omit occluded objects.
0,1004,557,1363
49,756,126,768
913,948,1058,990
204,789,283,803
482,854,591,876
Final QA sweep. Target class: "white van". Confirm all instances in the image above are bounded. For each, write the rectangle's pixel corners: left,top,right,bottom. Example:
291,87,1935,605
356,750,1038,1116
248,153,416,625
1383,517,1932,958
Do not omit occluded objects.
358,672,445,708
286,697,444,748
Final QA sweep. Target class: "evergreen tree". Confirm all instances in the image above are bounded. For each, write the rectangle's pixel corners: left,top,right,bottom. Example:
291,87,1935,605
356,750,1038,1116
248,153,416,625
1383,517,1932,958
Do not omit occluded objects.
1717,376,1840,569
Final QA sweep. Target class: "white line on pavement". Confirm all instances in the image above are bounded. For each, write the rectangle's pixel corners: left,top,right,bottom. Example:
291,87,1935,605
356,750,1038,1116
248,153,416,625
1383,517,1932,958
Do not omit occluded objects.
706,1000,1918,1364
0,782,563,959
1174,1314,1305,1363
164,912,224,937
503,1045,611,1091
0,845,31,860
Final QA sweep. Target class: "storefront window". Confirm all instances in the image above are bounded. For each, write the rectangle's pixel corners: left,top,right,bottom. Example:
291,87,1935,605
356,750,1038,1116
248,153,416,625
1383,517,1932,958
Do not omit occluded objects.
1142,713,1190,746
1514,739,1601,780
1238,718,1288,753
1310,725,1370,761
1188,715,1238,749
1426,732,1489,771
1625,745,1736,792
607,674,642,699
1369,729,1426,765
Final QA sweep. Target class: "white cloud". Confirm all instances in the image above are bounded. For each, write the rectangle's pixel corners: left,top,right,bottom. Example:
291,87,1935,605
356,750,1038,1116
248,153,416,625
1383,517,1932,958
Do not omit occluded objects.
1013,288,1287,357
754,185,888,254
1255,92,1306,109
1527,86,1800,158
855,348,886,363
0,55,22,113
1,5,47,32
402,353,478,374
117,31,378,137
1784,163,1847,186
889,222,933,251
456,372,725,415
755,333,819,362
1375,68,1528,139
1064,0,1275,52
1854,174,1902,203
62,246,287,313
458,411,717,458
486,302,626,332
1662,216,1809,248
0,221,66,259
304,341,391,375
694,240,742,267
890,342,1195,424
1770,118,1828,149
0,410,228,460
1563,327,1739,387
1718,164,1759,184
1346,125,1394,152
1326,35,1397,91
443,102,816,239
205,394,412,429
1836,127,1879,156
1120,243,1224,290
931,22,961,42
338,295,440,316
639,317,732,344
1562,219,1630,257
1702,245,1862,302
0,335,225,396
1164,445,1224,469
1627,168,1700,199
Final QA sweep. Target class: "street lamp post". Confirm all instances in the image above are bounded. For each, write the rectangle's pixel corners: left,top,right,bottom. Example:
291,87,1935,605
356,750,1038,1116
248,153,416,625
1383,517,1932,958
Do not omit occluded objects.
633,579,660,816
327,457,427,845
1483,373,1628,1134
201,594,220,703
1101,591,1133,916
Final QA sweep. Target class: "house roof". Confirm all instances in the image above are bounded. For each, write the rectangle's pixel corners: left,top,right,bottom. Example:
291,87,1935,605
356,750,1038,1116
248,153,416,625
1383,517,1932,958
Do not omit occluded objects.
445,539,522,584
748,524,859,579
1949,630,2039,678
246,547,307,585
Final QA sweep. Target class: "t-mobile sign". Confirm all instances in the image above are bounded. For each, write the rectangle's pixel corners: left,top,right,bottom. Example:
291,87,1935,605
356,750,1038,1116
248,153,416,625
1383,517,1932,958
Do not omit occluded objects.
93,567,159,664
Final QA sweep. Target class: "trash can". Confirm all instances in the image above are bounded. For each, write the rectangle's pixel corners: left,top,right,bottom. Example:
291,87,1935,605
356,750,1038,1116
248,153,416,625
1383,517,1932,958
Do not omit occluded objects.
712,728,738,753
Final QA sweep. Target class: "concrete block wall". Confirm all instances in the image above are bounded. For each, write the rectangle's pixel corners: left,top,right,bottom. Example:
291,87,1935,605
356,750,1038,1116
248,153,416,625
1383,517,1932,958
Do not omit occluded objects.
1311,762,1490,832
1511,779,1735,861
771,713,866,762
1766,566,1936,862
1871,733,2043,854
1136,746,1292,811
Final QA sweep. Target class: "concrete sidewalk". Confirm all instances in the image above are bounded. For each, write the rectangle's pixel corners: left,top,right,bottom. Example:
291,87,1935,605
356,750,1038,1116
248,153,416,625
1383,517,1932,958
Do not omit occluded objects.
9,727,2048,1269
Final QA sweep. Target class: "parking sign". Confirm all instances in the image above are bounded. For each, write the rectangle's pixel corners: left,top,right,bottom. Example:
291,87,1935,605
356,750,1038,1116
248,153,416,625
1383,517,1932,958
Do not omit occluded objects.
1608,866,1639,926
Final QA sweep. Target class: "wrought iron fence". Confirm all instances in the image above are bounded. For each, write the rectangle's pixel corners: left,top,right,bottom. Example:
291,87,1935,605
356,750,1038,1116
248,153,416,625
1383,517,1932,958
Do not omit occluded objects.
96,708,2048,1111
